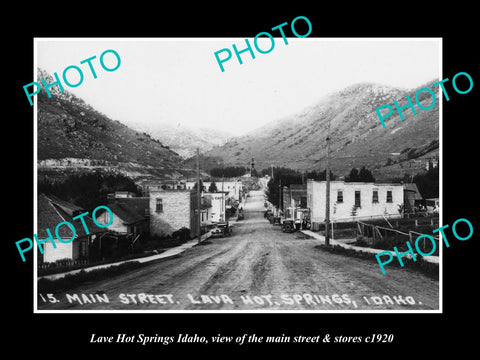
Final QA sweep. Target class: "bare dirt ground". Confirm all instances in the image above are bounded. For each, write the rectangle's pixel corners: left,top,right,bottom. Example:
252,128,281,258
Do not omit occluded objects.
37,190,439,311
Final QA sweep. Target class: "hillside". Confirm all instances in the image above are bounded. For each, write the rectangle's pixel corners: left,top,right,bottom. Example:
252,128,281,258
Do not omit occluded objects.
37,69,188,181
200,81,440,181
128,121,233,159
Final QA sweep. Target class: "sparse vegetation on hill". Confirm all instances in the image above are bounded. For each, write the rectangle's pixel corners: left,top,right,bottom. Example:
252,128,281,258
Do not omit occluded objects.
201,81,440,181
209,166,248,178
39,172,141,210
37,68,184,180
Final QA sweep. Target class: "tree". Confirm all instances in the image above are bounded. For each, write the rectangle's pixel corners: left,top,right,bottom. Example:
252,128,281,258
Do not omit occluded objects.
350,204,358,217
210,166,247,178
193,180,206,192
358,166,375,182
208,182,218,193
345,168,360,182
345,167,375,182
267,178,281,208
38,171,141,211
412,166,439,199
264,167,335,207
305,169,335,181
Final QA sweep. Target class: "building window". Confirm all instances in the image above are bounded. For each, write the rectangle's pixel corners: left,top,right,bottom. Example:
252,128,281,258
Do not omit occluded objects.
337,190,343,203
355,191,361,208
156,198,163,213
372,190,379,203
386,191,393,203
300,196,307,208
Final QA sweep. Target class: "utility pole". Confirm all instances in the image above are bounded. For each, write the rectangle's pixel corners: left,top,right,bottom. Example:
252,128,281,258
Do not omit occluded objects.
221,173,225,222
290,186,293,208
325,133,331,246
196,148,201,244
278,179,282,216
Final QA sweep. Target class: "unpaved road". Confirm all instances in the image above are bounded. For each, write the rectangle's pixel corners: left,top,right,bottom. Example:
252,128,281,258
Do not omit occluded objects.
37,190,439,311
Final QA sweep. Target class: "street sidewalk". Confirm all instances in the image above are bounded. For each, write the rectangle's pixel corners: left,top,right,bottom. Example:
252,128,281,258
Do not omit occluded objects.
301,230,439,264
39,215,244,282
38,230,215,281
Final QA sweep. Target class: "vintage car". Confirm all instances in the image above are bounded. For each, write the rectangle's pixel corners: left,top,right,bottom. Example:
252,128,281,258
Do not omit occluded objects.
237,210,244,220
282,219,296,233
210,222,233,238
272,216,281,225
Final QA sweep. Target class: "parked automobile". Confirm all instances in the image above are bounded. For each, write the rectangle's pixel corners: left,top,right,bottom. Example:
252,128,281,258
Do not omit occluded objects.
237,211,244,220
211,222,233,238
282,219,296,233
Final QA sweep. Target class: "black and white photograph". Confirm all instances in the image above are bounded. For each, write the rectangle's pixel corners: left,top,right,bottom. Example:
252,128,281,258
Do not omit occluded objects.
34,38,441,312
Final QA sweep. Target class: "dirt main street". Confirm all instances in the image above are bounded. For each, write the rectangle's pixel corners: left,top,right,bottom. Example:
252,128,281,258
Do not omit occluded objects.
37,190,439,311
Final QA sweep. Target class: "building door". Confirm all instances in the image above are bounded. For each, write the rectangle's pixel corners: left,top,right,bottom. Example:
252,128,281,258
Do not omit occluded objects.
355,191,361,208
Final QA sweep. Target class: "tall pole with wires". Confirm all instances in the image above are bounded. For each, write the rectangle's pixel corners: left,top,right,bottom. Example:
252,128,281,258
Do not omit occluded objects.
196,148,201,244
325,126,331,246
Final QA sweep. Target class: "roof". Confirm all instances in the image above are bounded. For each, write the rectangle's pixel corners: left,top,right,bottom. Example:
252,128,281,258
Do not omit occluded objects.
46,194,84,217
98,203,146,225
111,197,149,219
37,193,105,240
289,184,307,191
403,183,423,200
307,179,403,186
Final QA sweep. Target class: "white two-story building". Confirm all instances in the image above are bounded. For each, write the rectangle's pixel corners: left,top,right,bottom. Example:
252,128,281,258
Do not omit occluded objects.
307,180,404,229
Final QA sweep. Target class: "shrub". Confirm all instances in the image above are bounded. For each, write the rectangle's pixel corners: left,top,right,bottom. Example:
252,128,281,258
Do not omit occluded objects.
38,261,143,292
172,227,191,241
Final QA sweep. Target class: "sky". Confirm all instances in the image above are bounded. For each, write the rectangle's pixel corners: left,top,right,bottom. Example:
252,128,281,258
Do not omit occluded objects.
36,38,441,136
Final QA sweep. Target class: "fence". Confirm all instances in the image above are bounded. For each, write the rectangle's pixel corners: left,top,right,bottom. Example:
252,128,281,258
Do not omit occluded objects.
312,213,438,231
396,215,439,229
356,221,440,256
409,230,440,255
38,258,108,276
356,221,410,246
38,258,92,269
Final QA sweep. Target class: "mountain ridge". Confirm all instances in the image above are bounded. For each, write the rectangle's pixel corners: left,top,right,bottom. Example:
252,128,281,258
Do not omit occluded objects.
199,80,440,180
37,66,440,182
37,68,188,181
127,120,234,159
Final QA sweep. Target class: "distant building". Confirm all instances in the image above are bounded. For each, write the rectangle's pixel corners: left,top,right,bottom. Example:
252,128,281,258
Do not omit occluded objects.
403,183,423,212
113,191,136,198
425,198,440,214
203,192,227,222
149,189,212,238
97,197,150,240
139,179,186,196
191,193,213,235
186,179,243,201
37,194,104,264
426,157,439,171
307,180,404,229
282,184,307,210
